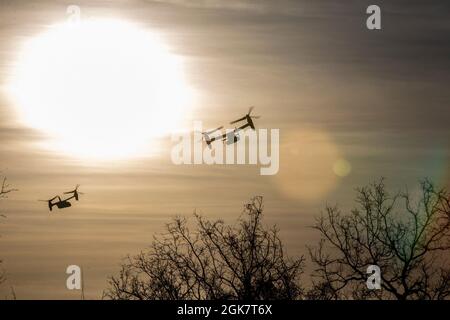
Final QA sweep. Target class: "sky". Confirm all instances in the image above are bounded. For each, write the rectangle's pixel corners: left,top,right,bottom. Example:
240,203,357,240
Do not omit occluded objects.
0,0,449,299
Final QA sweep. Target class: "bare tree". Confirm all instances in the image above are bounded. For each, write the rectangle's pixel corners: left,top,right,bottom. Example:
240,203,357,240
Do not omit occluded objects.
104,196,304,300
0,173,17,286
308,179,450,300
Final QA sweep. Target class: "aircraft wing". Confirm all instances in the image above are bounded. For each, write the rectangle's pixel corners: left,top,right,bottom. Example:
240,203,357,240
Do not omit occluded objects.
238,123,250,130
230,116,246,124
63,195,75,201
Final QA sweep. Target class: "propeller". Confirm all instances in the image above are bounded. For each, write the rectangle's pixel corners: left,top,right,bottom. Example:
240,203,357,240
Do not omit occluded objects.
248,106,261,119
230,117,246,124
195,126,224,142
203,126,223,135
63,184,78,194
39,198,57,211
38,195,58,202
64,185,84,195
230,106,260,124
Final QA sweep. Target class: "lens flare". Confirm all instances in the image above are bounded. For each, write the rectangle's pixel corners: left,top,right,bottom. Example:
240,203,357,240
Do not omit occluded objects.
276,128,346,202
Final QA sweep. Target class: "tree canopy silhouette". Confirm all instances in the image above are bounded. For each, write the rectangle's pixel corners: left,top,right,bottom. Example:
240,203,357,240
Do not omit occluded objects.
105,179,449,300
308,179,450,300
0,174,17,286
104,196,304,300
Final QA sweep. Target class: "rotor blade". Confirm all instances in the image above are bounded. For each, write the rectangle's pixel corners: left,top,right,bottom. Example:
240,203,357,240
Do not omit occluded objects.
204,126,223,135
195,131,209,139
248,106,254,115
42,196,59,202
63,191,74,194
230,116,246,124
251,116,261,119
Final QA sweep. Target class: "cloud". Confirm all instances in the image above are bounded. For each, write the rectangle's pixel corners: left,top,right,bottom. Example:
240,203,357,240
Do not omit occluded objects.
0,126,45,143
147,0,271,13
0,0,448,299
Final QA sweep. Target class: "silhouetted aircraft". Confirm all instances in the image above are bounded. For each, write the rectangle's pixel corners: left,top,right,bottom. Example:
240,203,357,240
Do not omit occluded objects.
199,126,223,148
199,126,241,148
64,184,83,201
199,107,261,148
39,185,83,211
39,196,72,211
230,106,260,130
221,128,241,145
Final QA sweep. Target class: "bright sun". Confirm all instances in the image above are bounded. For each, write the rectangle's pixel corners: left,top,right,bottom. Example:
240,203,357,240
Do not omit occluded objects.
8,19,193,160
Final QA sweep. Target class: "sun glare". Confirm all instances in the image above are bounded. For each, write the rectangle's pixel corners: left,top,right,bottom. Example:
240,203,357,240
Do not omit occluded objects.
8,19,193,160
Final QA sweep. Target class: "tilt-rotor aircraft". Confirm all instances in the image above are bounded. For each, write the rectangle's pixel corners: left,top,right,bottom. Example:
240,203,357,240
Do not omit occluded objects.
200,107,261,148
39,185,84,212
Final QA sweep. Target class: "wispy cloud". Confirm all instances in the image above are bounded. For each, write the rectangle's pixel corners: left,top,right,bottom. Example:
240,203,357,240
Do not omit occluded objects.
0,0,448,299
147,0,271,13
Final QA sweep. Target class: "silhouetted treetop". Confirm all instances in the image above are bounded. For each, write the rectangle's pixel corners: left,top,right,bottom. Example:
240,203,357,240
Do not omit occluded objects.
0,173,17,287
105,196,304,300
308,179,450,300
